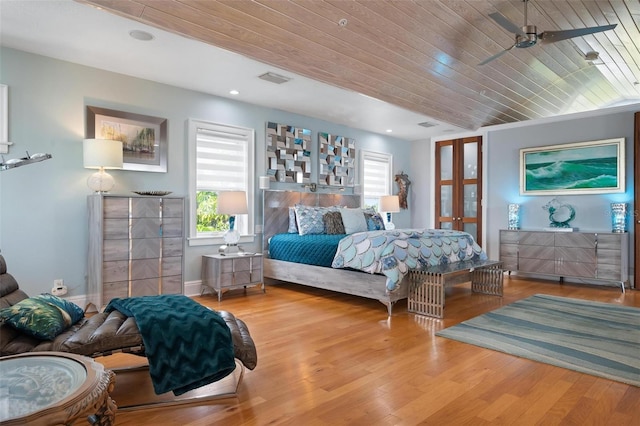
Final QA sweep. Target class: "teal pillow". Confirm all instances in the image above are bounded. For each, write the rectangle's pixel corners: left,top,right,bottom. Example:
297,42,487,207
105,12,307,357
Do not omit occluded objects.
0,293,84,340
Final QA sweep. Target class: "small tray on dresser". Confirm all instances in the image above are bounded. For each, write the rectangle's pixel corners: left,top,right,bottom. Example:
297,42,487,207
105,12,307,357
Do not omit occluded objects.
132,191,172,196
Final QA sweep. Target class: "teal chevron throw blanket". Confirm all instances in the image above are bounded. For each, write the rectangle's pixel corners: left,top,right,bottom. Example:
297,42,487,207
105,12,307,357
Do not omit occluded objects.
105,295,236,395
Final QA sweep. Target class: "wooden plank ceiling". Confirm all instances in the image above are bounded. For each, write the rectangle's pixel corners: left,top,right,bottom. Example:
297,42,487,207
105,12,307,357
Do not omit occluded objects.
82,0,640,131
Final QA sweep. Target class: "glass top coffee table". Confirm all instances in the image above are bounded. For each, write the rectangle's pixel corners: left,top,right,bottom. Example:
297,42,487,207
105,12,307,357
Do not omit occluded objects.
0,352,116,425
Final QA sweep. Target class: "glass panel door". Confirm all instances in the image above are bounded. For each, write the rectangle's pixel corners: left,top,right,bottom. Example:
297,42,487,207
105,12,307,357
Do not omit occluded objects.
435,136,482,246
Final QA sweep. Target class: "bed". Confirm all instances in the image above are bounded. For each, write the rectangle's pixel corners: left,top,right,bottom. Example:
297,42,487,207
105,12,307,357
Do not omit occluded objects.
262,190,486,315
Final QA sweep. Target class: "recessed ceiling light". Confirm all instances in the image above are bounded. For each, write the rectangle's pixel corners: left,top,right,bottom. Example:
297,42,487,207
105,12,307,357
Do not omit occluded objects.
229,90,240,95
386,129,393,133
129,30,154,41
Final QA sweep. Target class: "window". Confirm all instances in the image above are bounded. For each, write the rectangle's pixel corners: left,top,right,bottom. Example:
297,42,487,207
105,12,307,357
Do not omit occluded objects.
188,119,255,246
360,150,392,212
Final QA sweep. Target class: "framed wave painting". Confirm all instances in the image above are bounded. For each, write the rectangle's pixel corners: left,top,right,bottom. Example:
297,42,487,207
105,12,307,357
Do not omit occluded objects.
520,138,625,195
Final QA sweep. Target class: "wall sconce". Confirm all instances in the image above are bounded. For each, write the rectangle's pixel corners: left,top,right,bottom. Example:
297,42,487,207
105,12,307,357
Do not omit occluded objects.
83,139,123,193
217,190,248,254
380,195,400,229
1,151,52,171
302,182,317,192
259,176,271,190
610,202,628,233
508,203,521,230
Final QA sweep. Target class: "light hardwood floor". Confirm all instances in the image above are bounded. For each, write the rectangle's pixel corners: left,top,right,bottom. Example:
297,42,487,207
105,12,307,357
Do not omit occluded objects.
99,276,640,425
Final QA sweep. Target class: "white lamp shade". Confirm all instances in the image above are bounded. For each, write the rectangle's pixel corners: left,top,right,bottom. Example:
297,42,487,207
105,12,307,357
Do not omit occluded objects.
217,191,248,215
83,139,123,169
380,195,400,213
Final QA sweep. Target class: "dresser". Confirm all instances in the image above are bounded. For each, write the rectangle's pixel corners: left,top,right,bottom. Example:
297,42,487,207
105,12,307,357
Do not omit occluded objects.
499,230,629,290
87,194,184,310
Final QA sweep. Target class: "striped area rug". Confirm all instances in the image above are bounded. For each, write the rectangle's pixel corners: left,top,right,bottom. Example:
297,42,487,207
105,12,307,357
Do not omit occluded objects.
436,294,640,386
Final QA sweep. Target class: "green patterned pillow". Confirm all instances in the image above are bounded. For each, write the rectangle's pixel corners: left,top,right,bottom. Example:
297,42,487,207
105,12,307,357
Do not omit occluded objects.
0,293,84,340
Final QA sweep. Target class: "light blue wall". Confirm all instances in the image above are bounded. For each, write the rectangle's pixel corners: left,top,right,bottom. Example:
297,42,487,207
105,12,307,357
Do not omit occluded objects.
483,109,636,283
0,47,412,297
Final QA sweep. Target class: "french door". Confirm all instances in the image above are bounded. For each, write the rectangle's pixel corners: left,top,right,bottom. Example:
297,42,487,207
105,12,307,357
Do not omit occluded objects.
435,136,483,246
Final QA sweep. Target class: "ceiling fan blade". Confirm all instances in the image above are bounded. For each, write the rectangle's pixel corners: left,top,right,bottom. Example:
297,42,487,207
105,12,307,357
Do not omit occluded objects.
478,44,516,66
540,24,617,44
489,12,526,36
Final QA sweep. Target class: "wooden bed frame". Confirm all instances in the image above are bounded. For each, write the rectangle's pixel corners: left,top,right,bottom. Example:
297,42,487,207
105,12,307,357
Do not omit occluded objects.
262,189,408,315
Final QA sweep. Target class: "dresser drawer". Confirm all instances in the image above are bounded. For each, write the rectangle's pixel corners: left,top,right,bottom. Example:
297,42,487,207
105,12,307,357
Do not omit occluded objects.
555,247,595,263
518,258,555,274
519,232,554,246
555,233,595,248
500,244,518,257
556,261,596,278
499,230,519,244
519,245,555,260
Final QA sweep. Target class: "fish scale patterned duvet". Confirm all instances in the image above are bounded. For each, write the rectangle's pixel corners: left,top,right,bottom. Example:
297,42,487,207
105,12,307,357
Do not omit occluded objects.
331,229,487,292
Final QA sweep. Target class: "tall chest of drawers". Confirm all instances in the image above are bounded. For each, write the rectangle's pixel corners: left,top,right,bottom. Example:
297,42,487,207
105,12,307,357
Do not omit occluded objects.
87,194,184,310
499,230,629,290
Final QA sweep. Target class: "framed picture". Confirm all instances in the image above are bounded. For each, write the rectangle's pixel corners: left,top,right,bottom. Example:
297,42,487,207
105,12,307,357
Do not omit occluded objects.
520,138,625,195
86,106,168,172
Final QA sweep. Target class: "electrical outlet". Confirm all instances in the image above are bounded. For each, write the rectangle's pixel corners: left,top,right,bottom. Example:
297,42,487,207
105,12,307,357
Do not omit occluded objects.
54,279,64,289
51,286,67,296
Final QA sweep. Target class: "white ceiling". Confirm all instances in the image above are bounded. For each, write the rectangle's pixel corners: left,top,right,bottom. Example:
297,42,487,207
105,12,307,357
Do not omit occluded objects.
0,0,467,141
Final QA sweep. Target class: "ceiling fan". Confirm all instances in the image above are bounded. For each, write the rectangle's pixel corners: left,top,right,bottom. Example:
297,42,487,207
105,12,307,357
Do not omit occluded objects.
478,0,617,65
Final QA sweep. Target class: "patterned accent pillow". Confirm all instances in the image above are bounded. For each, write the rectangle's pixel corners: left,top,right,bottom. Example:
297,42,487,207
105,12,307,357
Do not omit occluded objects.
294,205,329,235
323,211,346,234
0,293,84,340
340,208,368,234
364,212,386,231
287,207,298,233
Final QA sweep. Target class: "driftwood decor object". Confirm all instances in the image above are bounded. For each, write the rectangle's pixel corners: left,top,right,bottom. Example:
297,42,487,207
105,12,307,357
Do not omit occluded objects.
395,171,411,209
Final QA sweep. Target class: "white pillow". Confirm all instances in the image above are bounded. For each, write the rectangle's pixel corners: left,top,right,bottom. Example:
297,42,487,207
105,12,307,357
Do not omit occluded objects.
340,208,368,234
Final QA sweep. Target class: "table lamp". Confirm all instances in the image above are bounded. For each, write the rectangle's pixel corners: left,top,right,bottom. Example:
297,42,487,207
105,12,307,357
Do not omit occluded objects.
508,203,521,230
380,195,400,230
83,139,123,192
610,202,628,233
217,190,248,254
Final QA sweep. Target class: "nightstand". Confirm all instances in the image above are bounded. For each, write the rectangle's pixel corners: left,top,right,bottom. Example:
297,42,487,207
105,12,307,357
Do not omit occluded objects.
201,253,264,301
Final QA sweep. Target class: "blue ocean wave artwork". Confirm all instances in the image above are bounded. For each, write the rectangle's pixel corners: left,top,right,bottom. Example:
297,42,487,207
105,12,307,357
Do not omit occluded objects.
524,142,619,192
525,157,618,191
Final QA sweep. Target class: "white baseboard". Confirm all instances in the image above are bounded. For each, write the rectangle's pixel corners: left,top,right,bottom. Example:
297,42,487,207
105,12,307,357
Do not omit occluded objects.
73,281,204,311
64,295,91,311
183,280,203,297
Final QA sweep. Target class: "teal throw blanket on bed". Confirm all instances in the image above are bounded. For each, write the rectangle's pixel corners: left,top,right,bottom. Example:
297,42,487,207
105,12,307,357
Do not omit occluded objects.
105,294,236,396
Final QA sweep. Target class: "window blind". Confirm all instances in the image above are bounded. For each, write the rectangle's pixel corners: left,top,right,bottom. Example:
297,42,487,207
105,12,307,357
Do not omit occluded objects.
196,127,248,191
363,153,391,198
